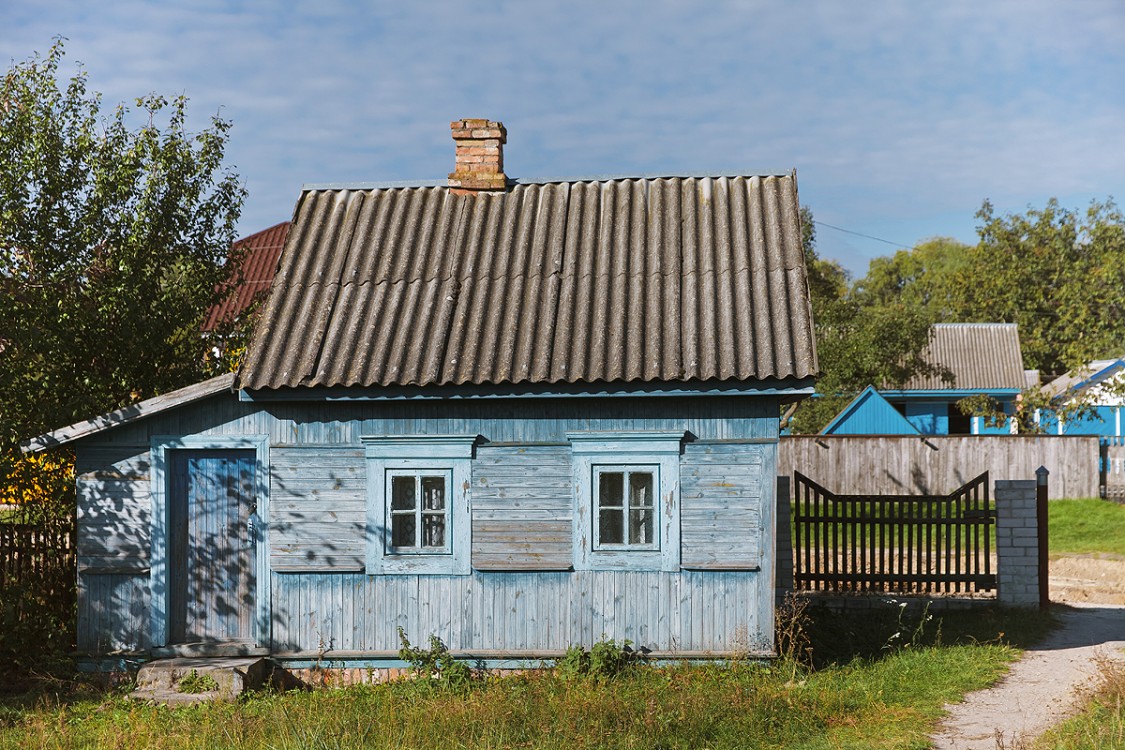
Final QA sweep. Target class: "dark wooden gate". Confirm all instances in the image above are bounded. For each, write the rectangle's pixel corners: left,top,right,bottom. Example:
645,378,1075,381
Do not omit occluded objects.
792,472,994,594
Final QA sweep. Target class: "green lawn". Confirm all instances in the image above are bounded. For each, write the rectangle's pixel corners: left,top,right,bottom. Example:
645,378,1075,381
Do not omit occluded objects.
1049,497,1125,557
0,606,1055,750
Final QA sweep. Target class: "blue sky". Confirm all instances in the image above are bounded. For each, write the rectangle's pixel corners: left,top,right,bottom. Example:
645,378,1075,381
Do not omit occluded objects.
5,1,1123,277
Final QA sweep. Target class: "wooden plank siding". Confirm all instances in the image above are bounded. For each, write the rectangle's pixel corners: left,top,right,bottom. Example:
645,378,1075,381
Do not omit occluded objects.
269,447,366,572
779,435,1099,500
269,570,768,655
681,443,768,569
77,572,150,653
472,445,573,570
72,390,781,656
76,447,151,574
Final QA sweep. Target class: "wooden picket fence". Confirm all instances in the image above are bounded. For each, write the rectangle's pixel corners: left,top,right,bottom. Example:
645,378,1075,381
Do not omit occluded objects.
0,506,77,637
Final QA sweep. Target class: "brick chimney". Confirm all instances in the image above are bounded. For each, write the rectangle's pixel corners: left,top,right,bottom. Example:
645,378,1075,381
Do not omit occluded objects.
448,118,507,194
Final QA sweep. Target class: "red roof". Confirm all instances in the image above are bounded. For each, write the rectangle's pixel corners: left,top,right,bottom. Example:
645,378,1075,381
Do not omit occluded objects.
203,222,289,331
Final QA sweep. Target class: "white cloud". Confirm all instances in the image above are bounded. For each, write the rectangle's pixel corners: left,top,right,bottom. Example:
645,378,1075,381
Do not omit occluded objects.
4,0,1122,274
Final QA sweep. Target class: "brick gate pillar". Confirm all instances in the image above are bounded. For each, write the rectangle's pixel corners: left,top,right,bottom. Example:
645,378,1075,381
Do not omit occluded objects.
994,479,1040,607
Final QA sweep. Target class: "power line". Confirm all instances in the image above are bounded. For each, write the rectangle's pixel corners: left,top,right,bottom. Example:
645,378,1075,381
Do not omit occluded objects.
813,220,912,250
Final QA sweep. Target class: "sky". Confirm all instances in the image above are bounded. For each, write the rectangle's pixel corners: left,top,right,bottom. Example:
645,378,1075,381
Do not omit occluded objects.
4,1,1124,277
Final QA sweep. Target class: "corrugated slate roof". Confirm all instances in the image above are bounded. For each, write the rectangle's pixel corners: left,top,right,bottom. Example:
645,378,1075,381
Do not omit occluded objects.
901,323,1026,390
203,222,290,331
239,175,817,390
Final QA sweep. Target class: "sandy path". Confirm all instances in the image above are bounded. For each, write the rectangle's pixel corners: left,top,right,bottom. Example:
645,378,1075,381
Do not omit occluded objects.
929,561,1125,749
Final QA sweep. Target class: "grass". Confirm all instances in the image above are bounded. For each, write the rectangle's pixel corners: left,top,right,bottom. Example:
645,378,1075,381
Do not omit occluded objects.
1049,497,1125,557
1034,654,1125,749
0,604,1056,750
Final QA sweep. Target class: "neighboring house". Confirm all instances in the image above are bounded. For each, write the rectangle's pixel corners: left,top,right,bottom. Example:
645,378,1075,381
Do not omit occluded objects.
1039,358,1125,436
822,323,1030,435
201,221,290,332
819,385,920,435
24,119,818,669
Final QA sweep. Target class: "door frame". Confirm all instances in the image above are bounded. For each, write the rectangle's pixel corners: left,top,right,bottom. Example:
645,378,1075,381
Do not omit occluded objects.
150,435,270,649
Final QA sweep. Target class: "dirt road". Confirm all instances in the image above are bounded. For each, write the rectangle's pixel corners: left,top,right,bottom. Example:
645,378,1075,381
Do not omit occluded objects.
929,555,1125,749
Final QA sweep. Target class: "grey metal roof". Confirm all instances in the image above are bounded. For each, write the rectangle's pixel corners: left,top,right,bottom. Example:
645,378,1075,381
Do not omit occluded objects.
900,323,1026,391
239,175,817,391
1042,358,1124,399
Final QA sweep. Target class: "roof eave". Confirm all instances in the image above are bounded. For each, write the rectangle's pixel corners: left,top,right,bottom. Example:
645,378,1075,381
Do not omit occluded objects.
21,373,237,453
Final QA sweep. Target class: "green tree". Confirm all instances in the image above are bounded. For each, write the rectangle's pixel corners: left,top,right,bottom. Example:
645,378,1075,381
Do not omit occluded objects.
0,41,246,446
788,209,942,433
964,198,1125,381
821,199,1125,433
852,237,974,320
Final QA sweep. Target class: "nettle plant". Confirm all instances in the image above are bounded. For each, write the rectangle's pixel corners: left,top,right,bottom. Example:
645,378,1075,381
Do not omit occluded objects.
396,627,475,690
555,638,639,680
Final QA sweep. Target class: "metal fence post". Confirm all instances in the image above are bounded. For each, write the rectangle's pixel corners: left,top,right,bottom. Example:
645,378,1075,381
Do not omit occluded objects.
1036,466,1050,610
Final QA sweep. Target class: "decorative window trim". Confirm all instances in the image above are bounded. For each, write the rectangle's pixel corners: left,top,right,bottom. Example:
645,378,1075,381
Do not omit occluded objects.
361,435,476,575
567,431,684,571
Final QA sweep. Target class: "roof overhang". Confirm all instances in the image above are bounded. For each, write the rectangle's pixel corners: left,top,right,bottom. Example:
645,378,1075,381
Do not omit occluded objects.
21,373,237,453
878,388,1022,400
238,377,817,403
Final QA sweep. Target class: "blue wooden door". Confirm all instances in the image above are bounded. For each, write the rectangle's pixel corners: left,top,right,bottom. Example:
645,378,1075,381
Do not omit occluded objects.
168,450,257,644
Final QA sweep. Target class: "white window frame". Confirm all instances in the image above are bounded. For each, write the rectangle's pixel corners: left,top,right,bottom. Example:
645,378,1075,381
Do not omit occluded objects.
567,431,683,572
362,435,475,575
385,469,453,555
591,464,660,551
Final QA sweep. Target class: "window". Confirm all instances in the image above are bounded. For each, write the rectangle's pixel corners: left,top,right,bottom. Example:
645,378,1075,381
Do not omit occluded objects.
362,436,476,575
594,466,657,549
387,470,451,553
567,431,684,571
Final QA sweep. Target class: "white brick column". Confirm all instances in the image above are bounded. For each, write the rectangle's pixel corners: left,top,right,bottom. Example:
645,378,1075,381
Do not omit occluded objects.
994,479,1040,607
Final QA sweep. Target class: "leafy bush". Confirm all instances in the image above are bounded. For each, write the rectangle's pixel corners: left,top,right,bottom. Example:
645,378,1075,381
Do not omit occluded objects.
396,628,475,691
555,638,637,680
0,452,76,680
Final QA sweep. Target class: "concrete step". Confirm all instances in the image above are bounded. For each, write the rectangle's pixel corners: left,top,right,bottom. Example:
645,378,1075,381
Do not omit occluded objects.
131,656,270,705
151,642,269,659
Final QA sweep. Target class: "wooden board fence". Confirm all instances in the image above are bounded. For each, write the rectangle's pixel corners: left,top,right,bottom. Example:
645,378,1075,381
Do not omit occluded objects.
779,435,1098,500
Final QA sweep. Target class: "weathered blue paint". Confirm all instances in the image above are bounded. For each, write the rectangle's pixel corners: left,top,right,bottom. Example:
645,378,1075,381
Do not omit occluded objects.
568,432,684,573
269,570,769,655
73,393,780,658
77,573,149,654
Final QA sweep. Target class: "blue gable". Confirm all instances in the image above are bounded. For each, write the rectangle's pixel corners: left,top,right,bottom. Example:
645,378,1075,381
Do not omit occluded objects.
821,386,920,435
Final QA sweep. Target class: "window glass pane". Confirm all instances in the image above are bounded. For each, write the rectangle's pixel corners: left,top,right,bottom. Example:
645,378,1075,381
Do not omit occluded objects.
599,472,624,508
599,508,623,545
422,513,446,548
391,476,416,510
421,476,445,510
391,514,416,549
628,472,654,508
629,509,654,545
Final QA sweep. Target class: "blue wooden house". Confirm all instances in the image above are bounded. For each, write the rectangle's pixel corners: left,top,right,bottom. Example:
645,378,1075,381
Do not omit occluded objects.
25,119,818,670
1039,358,1125,436
822,323,1030,436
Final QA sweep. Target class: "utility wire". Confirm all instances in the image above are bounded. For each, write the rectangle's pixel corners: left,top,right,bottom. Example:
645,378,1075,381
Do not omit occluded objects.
813,220,912,250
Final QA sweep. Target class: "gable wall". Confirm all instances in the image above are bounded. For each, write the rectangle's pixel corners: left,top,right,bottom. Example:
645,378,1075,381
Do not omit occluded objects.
74,391,780,656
